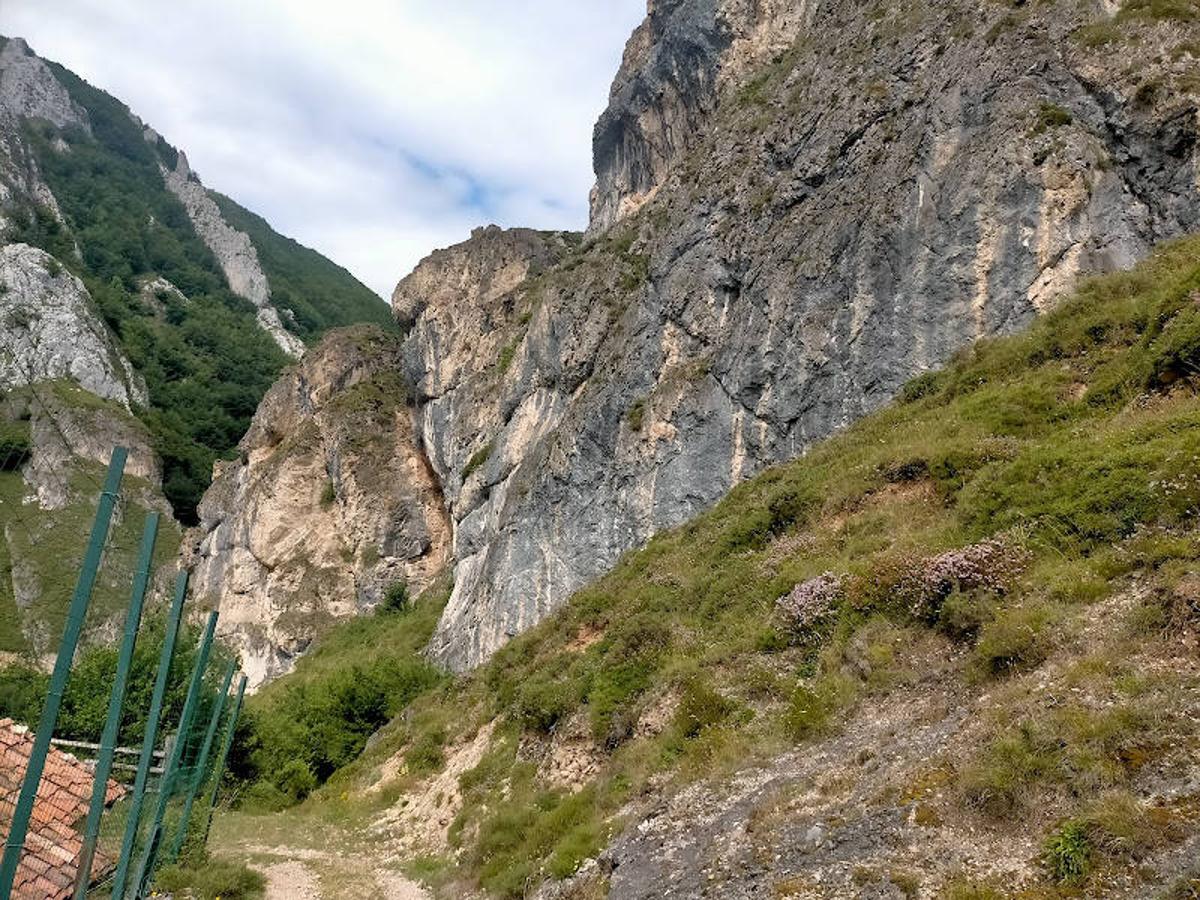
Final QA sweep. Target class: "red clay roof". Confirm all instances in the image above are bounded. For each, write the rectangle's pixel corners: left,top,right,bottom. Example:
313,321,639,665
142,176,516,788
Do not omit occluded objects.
0,718,127,899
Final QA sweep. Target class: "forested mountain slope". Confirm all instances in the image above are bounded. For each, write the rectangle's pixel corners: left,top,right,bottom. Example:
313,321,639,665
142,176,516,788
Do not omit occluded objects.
0,35,389,659
0,35,391,521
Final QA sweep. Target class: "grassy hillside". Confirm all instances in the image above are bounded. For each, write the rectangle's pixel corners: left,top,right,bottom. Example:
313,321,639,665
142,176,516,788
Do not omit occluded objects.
224,237,1200,897
0,382,183,656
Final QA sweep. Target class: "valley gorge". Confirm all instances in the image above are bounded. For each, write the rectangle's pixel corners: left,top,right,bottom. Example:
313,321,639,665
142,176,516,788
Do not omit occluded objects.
4,2,1200,897
193,0,1200,677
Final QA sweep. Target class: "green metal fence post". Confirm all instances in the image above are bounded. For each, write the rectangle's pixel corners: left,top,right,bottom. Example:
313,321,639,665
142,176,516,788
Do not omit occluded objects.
199,673,246,848
129,609,218,898
166,661,234,863
0,447,127,899
110,571,190,900
72,511,159,900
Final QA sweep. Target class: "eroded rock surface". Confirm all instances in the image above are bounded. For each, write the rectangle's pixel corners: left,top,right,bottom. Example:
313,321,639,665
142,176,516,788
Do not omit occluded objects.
0,243,146,409
0,37,85,240
161,152,306,358
190,0,1200,679
187,327,451,687
409,0,1200,669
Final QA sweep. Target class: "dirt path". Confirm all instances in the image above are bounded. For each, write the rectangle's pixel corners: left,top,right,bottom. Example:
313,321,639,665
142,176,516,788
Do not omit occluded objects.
256,860,321,900
239,843,431,900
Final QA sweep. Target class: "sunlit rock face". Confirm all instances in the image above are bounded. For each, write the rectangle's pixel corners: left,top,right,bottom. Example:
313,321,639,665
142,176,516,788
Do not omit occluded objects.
194,0,1200,679
161,152,306,358
0,243,146,410
406,0,1200,670
187,327,451,688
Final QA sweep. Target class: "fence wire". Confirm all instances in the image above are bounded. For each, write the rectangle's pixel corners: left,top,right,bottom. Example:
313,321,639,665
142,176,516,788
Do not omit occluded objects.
0,432,239,899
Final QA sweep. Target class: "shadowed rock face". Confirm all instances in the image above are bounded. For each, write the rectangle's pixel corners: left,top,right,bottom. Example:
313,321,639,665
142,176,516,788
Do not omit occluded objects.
406,0,1200,670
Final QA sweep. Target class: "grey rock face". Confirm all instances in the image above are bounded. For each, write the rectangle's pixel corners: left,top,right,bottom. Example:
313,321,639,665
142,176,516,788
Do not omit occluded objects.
0,37,89,238
161,152,306,358
0,37,90,132
0,243,147,409
405,0,1200,670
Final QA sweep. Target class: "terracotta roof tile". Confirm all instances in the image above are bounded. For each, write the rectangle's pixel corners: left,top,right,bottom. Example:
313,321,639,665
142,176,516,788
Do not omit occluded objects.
0,720,128,899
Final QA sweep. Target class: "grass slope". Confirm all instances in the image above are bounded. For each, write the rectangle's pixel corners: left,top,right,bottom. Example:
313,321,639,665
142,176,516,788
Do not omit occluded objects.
235,237,1200,896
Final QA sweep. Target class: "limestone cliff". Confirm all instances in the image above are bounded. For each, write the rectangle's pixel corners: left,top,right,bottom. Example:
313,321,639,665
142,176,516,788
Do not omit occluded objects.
193,0,1200,677
161,152,306,358
0,243,173,660
187,327,451,687
409,0,1200,669
0,37,87,237
0,243,146,410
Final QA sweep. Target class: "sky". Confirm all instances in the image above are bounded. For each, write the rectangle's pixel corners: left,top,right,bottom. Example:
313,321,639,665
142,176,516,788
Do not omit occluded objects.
4,0,646,298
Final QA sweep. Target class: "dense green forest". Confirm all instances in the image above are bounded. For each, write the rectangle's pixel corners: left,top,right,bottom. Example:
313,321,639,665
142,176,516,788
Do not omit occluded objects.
6,58,391,522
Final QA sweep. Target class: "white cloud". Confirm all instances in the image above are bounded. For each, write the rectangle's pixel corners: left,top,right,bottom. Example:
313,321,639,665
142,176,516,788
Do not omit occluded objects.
5,0,645,297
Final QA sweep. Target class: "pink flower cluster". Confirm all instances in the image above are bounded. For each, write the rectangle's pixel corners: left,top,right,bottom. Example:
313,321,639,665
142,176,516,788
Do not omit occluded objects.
898,537,1029,618
775,572,844,636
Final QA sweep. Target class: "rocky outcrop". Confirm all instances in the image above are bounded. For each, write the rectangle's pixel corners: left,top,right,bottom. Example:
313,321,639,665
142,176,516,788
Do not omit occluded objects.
161,152,305,358
0,37,88,238
187,326,451,687
589,0,806,231
187,0,1200,678
406,0,1200,670
0,243,146,409
0,38,89,131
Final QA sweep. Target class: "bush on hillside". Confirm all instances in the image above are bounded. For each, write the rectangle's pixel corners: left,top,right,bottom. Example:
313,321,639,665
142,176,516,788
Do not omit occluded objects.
0,420,32,470
894,538,1031,620
775,572,843,640
382,580,410,614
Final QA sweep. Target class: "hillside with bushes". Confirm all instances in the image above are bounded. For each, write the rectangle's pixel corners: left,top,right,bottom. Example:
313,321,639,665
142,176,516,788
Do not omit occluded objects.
217,237,1200,897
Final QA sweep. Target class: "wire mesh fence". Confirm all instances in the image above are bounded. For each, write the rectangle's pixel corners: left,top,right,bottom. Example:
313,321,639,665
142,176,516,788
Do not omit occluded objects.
0,442,245,899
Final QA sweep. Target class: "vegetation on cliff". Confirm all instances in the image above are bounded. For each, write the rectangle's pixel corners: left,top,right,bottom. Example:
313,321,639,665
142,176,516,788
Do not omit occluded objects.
224,238,1200,896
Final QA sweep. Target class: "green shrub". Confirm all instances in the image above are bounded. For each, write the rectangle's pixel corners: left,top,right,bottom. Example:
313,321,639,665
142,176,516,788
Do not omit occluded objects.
1145,303,1200,387
940,876,1005,900
898,371,945,403
0,421,31,470
1033,102,1073,133
673,680,739,740
972,603,1058,675
515,677,578,734
405,727,447,775
274,759,318,801
937,590,995,641
586,657,657,744
962,702,1150,818
382,581,410,614
784,678,846,741
463,441,494,481
627,398,646,431
498,339,520,374
1043,820,1092,884
154,855,266,900
320,479,336,508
